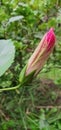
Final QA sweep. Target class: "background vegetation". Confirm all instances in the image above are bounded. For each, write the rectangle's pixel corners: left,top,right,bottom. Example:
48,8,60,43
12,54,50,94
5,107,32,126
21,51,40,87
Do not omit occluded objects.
0,0,61,129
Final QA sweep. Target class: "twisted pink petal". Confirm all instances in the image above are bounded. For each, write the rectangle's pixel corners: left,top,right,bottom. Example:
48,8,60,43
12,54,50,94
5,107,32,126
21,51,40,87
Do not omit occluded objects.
26,28,56,76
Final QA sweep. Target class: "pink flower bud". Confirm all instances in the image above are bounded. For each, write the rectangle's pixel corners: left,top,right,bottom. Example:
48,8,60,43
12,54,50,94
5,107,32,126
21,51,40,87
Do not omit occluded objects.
26,28,56,76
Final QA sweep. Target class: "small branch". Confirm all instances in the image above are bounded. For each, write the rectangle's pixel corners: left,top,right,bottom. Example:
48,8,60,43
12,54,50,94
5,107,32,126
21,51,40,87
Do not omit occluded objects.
35,105,61,109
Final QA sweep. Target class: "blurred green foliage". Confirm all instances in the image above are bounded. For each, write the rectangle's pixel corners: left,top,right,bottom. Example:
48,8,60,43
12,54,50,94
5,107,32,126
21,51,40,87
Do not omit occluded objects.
0,0,61,129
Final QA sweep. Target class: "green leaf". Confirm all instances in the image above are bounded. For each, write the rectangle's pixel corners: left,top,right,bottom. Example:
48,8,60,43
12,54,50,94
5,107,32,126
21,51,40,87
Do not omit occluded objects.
0,39,15,76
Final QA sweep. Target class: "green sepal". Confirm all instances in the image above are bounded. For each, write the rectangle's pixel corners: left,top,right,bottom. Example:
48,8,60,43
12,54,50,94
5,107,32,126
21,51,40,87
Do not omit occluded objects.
19,65,35,85
19,65,27,83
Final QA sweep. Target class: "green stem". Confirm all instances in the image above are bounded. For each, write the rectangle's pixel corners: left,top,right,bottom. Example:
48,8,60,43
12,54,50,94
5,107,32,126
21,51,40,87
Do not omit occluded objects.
0,84,20,92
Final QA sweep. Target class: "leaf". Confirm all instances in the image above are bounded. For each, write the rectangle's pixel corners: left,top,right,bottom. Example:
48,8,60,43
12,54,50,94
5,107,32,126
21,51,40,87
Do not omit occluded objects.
8,15,24,23
18,2,28,7
57,8,61,22
40,68,61,84
0,39,15,76
48,112,61,124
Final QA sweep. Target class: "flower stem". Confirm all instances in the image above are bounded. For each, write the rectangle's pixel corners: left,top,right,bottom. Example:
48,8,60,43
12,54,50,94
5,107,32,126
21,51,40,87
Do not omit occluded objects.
0,84,20,92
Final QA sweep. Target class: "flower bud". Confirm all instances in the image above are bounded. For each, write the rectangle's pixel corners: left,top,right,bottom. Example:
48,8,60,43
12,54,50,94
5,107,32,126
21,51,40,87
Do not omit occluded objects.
26,28,56,76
